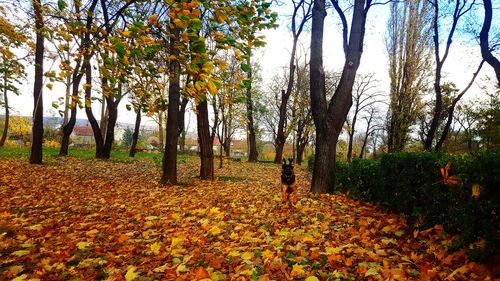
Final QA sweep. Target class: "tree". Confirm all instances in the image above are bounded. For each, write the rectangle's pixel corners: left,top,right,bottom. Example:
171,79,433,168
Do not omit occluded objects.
309,0,378,193
274,0,312,164
160,24,181,185
358,106,382,159
386,0,432,152
424,0,477,150
480,0,500,86
59,0,99,157
30,0,44,164
345,73,382,162
122,128,133,147
0,7,28,147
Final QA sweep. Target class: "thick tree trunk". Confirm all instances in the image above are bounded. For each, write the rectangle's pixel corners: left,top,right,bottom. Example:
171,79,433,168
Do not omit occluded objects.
197,100,215,180
480,0,500,86
130,106,141,157
310,0,366,193
30,0,44,164
309,0,329,193
0,85,9,147
245,55,259,162
161,27,181,185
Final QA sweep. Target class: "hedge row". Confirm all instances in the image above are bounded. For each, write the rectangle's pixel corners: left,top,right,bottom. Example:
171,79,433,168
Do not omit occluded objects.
308,150,500,259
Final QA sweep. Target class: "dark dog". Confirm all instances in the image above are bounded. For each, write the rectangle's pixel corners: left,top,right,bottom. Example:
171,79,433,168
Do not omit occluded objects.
281,158,298,205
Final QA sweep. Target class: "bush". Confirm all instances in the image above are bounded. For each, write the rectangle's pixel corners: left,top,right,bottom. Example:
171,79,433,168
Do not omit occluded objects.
319,150,500,259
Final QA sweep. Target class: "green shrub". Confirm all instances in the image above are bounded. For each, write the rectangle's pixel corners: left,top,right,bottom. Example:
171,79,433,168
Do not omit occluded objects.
329,150,500,259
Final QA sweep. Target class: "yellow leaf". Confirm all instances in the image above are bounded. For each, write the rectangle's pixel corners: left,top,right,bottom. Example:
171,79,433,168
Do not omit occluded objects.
86,229,98,236
12,250,30,257
46,83,53,90
209,207,220,215
365,267,379,277
305,277,320,281
229,232,239,240
241,252,253,261
12,274,27,281
150,242,161,255
290,264,305,277
173,18,188,29
125,266,138,281
7,265,24,276
176,263,189,275
208,225,223,236
171,237,185,248
207,81,218,95
76,241,91,250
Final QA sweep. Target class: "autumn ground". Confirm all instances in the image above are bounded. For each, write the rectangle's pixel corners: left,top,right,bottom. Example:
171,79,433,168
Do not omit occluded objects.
0,154,497,280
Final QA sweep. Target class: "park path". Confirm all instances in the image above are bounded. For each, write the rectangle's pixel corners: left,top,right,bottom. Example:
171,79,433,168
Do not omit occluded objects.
0,157,497,280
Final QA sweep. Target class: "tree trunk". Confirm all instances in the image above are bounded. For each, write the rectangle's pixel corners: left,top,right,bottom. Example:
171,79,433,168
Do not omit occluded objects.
100,95,108,138
274,97,287,163
310,0,367,193
102,95,118,159
480,0,500,86
60,68,84,156
158,111,164,151
83,62,105,158
63,75,70,127
130,106,141,157
178,96,188,152
347,116,356,162
30,0,44,164
197,100,215,180
161,27,181,185
435,60,484,150
0,84,9,147
245,54,259,162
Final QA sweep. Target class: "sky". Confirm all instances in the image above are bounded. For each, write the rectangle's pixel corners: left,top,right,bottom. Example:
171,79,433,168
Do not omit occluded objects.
6,1,497,136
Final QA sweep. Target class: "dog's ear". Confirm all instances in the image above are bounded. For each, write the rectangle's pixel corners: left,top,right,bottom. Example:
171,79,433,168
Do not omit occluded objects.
282,158,286,166
288,158,294,166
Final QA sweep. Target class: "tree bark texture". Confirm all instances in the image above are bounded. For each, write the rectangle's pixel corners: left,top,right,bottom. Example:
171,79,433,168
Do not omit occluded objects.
310,0,367,193
0,84,9,147
245,55,259,162
480,0,500,86
197,100,214,180
130,106,141,157
161,27,181,185
30,0,44,164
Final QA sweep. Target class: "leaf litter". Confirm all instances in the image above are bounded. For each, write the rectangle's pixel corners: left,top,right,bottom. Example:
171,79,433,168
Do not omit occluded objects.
0,157,497,280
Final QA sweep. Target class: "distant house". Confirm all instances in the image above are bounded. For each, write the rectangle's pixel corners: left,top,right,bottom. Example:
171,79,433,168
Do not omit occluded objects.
71,125,94,147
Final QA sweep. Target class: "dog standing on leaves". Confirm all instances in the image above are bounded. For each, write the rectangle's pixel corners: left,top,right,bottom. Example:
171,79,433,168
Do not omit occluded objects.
281,158,298,206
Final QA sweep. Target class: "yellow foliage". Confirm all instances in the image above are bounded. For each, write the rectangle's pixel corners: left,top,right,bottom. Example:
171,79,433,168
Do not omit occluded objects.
44,140,60,148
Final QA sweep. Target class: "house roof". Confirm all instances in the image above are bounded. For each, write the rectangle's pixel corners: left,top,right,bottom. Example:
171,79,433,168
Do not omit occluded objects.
73,125,94,137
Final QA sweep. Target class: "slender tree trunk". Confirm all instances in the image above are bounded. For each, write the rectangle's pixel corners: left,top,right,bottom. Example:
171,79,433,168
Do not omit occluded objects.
245,54,259,162
63,75,70,127
347,115,357,162
158,111,164,151
30,0,44,164
480,0,500,86
0,85,9,147
130,106,141,157
102,95,118,159
274,91,288,163
60,68,83,156
178,96,188,152
435,60,484,150
100,95,107,138
197,100,214,180
83,62,105,158
161,27,181,185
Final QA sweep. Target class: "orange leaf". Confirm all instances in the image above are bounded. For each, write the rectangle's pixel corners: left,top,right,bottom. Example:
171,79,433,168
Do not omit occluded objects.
193,266,209,279
118,234,129,243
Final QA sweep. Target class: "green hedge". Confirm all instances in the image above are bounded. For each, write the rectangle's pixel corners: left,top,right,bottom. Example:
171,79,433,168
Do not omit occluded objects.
308,150,500,259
